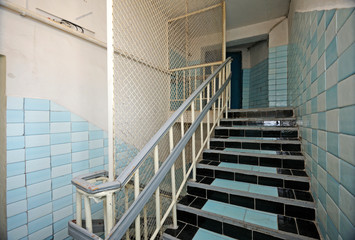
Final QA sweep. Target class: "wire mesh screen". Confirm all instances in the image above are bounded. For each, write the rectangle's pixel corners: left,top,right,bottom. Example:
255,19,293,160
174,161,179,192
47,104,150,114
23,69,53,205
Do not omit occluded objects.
111,0,223,238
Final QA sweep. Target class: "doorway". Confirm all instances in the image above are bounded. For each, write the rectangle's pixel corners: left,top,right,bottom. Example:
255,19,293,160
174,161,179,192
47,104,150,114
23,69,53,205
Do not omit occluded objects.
226,52,242,109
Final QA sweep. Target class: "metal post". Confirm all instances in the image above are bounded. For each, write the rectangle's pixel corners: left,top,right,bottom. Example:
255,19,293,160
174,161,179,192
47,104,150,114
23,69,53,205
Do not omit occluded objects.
191,101,196,181
181,115,186,178
144,206,148,240
76,192,82,227
125,187,130,240
154,146,161,232
169,128,177,228
106,193,114,234
200,92,203,148
84,196,93,233
207,82,210,149
135,170,141,240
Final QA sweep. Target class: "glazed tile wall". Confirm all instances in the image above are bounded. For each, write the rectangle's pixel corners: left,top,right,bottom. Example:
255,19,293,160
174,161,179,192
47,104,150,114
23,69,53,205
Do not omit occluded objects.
6,97,108,240
269,45,288,107
242,69,250,109
249,59,269,108
288,8,355,240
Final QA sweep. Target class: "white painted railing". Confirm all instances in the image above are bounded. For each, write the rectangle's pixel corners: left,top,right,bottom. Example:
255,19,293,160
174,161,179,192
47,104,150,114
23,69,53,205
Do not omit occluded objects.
68,57,232,240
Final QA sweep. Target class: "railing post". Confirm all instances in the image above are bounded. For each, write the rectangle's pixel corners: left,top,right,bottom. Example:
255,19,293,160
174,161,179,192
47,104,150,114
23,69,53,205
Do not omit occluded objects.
181,115,186,179
207,82,210,149
144,206,148,240
218,72,222,126
125,187,130,240
169,128,178,229
106,192,114,235
191,101,196,181
135,170,141,240
199,92,203,149
154,146,161,233
213,77,216,126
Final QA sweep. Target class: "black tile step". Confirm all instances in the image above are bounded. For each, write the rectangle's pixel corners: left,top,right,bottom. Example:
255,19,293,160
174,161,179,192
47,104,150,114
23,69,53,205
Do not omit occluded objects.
215,126,298,138
210,138,301,152
203,150,305,170
220,118,296,127
225,108,294,119
186,179,315,220
196,162,309,191
173,204,320,240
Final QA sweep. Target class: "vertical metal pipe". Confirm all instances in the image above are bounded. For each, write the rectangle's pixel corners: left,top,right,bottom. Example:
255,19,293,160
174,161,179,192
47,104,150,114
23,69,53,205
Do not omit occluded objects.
181,115,186,178
106,193,114,234
207,82,211,149
154,146,161,232
125,187,130,240
84,196,93,233
144,206,148,240
200,92,203,148
135,171,141,240
76,192,82,227
191,101,196,181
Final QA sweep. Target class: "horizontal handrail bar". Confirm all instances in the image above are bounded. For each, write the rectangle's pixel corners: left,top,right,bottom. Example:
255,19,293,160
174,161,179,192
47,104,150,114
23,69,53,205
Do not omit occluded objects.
71,57,232,194
108,72,232,240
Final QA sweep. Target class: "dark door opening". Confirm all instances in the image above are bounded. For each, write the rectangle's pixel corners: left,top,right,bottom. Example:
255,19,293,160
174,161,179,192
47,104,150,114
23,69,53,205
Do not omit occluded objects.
227,52,242,109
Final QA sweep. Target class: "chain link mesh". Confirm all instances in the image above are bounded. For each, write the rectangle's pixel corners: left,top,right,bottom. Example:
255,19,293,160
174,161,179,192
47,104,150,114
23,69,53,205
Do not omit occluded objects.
111,0,223,238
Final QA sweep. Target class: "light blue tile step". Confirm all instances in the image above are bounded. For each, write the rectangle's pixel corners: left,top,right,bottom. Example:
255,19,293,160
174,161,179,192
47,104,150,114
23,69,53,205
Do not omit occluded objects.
224,148,278,155
224,137,300,144
218,162,277,174
229,126,298,131
204,149,305,160
193,228,234,240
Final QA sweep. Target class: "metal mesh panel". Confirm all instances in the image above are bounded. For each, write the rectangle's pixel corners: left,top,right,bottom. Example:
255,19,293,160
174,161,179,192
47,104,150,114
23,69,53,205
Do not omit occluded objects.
111,0,223,237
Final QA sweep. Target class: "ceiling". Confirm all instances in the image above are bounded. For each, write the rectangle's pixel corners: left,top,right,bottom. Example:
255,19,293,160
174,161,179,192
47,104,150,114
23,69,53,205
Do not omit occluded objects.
225,0,290,30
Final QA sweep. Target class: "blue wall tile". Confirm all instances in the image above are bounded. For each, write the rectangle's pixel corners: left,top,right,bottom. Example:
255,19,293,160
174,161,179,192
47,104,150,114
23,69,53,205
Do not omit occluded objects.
26,169,51,185
325,9,336,29
26,146,50,160
25,123,50,135
340,161,355,196
326,37,337,69
51,133,71,145
7,136,25,150
7,212,27,231
326,85,337,110
7,110,24,123
7,97,24,110
339,105,355,135
72,122,89,132
7,187,27,204
28,214,52,234
24,98,50,111
27,191,52,210
24,111,49,123
72,141,89,153
52,174,72,190
327,132,338,156
338,42,355,82
327,174,339,204
7,162,25,177
50,112,71,122
51,153,71,167
7,123,24,137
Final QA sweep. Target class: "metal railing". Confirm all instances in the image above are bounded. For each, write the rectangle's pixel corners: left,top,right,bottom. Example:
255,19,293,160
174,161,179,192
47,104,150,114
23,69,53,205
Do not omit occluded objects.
68,57,232,240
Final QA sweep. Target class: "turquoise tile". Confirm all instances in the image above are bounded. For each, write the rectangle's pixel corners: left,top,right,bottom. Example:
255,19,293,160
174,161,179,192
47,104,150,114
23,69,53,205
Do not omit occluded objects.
339,211,355,240
89,130,104,140
7,110,24,123
52,174,72,189
7,212,27,231
224,148,277,155
25,146,50,160
89,148,104,158
202,200,245,221
24,98,49,111
257,166,277,174
50,111,71,122
318,148,326,169
28,214,52,234
7,136,24,150
72,141,89,153
25,123,50,135
318,34,325,58
7,123,24,136
26,169,51,185
339,105,355,135
7,187,27,204
318,112,326,130
337,8,355,31
219,162,252,171
311,65,318,83
317,10,325,24
51,153,71,167
25,111,49,123
72,122,89,132
326,37,337,69
27,191,52,210
311,30,318,53
326,9,336,29
244,209,278,230
7,97,24,110
54,215,72,233
327,174,339,204
25,134,50,148
72,160,89,173
248,184,278,197
327,132,338,156
212,178,250,191
7,162,25,177
53,195,72,211
193,228,234,240
51,133,71,145
338,42,355,82
318,184,327,207
312,129,318,145
340,160,355,195
327,216,339,240
50,122,70,133
311,97,318,113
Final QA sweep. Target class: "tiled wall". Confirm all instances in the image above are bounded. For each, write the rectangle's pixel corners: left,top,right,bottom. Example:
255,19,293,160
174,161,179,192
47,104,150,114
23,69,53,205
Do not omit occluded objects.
249,59,269,108
6,97,108,240
242,69,250,109
288,8,355,239
269,45,288,107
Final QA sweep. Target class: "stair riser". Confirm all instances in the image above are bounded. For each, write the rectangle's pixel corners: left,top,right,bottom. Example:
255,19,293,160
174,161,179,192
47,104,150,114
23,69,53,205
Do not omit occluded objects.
210,141,301,152
203,152,305,169
215,129,298,138
196,168,309,191
226,110,294,119
186,187,315,220
220,120,296,127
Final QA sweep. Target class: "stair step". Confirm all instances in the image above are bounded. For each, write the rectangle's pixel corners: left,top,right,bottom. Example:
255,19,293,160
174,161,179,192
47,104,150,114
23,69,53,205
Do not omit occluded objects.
197,161,309,190
186,179,315,220
203,149,305,170
210,137,301,152
175,202,320,240
226,108,294,119
220,118,296,127
215,126,298,138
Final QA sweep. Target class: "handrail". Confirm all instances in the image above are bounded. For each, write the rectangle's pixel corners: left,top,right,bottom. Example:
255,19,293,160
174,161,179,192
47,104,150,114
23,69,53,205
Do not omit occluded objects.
71,57,232,194
107,72,232,240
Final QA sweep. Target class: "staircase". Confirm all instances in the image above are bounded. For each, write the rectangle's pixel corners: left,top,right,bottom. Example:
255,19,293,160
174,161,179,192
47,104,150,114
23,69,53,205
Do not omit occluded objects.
163,108,320,240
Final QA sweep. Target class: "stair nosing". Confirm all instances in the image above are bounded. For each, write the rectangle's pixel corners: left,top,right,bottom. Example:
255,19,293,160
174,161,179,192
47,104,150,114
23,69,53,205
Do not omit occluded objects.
197,163,309,182
177,204,318,240
187,181,315,208
204,149,305,160
227,107,294,112
216,126,299,131
210,137,300,144
221,117,296,121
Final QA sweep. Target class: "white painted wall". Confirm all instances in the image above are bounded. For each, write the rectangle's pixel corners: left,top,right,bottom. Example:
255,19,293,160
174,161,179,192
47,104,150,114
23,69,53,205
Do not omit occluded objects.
269,18,288,48
288,0,355,37
0,1,108,130
250,41,268,68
